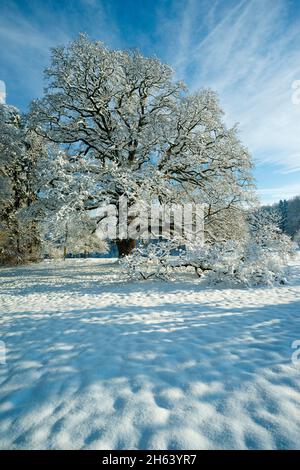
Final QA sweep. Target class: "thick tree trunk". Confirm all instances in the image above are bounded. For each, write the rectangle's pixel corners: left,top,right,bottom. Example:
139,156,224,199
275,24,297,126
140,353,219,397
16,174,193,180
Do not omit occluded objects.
116,239,136,257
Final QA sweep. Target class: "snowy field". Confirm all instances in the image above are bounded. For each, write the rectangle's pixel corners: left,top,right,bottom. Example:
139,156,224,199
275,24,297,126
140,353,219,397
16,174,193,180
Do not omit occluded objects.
0,256,300,450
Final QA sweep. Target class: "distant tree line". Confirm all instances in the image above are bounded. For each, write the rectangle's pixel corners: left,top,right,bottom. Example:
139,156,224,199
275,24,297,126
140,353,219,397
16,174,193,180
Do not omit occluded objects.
263,197,300,240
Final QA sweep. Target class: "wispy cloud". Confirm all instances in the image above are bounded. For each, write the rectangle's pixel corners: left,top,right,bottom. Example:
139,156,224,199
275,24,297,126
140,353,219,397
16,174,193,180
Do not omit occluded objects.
1,0,300,202
162,0,300,174
0,0,120,107
0,3,68,101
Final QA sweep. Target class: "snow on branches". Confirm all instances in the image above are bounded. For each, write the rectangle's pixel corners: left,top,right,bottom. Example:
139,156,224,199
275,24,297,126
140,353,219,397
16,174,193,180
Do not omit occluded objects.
3,35,291,279
0,104,42,264
121,209,296,286
29,34,255,255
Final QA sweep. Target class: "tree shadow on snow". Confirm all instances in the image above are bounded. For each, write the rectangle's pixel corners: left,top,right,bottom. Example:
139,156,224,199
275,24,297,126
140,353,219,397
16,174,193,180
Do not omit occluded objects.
1,296,300,449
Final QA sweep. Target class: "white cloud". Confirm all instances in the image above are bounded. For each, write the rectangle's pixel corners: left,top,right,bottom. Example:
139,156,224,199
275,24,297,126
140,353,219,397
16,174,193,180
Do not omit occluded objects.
0,1,121,104
2,0,300,202
0,8,70,99
163,0,300,174
258,183,300,205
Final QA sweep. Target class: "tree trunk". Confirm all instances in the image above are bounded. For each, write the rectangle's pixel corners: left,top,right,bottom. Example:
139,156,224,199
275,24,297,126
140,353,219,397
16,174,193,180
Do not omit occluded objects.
116,239,136,257
63,223,68,261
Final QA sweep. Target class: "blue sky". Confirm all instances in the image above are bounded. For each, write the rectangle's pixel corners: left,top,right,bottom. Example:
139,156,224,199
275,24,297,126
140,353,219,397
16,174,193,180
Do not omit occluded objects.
1,0,300,204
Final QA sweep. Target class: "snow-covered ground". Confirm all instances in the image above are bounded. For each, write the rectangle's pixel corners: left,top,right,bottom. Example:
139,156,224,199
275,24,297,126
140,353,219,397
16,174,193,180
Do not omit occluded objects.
0,256,300,450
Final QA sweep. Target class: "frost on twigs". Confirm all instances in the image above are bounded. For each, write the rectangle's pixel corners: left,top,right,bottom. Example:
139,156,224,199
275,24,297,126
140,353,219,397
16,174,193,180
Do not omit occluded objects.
121,210,296,286
120,239,181,281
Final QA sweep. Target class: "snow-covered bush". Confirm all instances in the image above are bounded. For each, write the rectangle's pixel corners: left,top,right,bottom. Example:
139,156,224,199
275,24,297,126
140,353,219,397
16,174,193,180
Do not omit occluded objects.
204,240,286,287
182,237,292,287
121,210,296,286
121,239,180,280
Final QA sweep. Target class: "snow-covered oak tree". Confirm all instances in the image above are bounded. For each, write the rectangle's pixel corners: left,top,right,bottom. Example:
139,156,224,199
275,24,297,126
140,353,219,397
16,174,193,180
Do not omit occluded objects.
29,34,255,256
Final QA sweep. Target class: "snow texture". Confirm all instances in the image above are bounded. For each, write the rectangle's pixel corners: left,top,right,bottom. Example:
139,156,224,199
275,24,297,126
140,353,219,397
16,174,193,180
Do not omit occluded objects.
0,257,300,449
